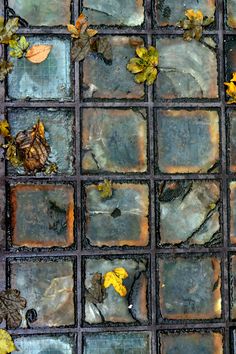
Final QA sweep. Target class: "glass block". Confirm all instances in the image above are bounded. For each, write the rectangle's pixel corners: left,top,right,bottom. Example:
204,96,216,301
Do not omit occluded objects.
158,256,222,320
229,111,236,173
14,335,76,354
159,331,223,354
84,183,149,247
82,108,147,173
83,332,151,354
230,255,236,319
84,257,148,323
10,184,74,248
225,38,236,81
158,180,221,246
230,182,236,245
156,37,218,99
9,258,75,327
8,37,72,100
227,0,236,28
8,109,75,175
82,36,145,100
154,0,215,27
82,0,144,26
8,0,71,26
156,109,220,173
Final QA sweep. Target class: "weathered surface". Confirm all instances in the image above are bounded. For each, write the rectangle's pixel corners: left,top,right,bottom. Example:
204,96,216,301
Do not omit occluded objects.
227,0,236,28
229,111,236,172
10,259,75,327
159,180,221,246
230,182,236,245
14,335,76,353
85,183,149,247
155,0,215,26
8,109,75,175
83,0,144,26
159,256,221,320
156,38,218,99
82,108,147,173
0,115,5,250
8,0,71,26
156,109,219,173
8,37,72,100
85,258,148,323
10,184,74,248
83,36,145,100
160,332,223,354
230,255,236,319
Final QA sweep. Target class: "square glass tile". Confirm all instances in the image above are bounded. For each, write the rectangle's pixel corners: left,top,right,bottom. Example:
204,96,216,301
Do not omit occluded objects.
156,109,220,173
84,183,149,247
229,110,236,173
158,256,222,320
230,255,236,319
84,257,148,324
159,331,223,354
8,0,72,26
82,0,145,26
82,36,145,100
83,332,151,354
158,180,221,246
8,37,72,100
82,108,147,173
227,0,236,28
154,0,216,27
10,184,74,248
7,109,75,175
14,335,76,354
156,37,218,99
9,258,75,327
225,38,236,81
230,182,236,245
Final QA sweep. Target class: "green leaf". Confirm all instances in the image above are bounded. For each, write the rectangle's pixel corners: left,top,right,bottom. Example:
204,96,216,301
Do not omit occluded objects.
0,17,19,44
136,47,148,59
0,17,4,31
18,36,29,51
135,71,147,84
9,48,23,58
0,60,14,81
146,67,158,85
203,16,214,26
127,58,144,73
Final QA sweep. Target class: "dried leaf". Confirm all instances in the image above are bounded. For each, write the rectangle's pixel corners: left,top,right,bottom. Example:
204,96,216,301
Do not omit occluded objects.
26,44,52,64
0,60,13,81
86,273,106,304
67,13,92,39
44,163,58,175
95,37,112,62
15,120,50,172
0,289,27,329
103,268,128,297
0,17,19,44
177,9,213,41
5,141,23,167
87,28,98,38
71,34,91,62
0,329,16,354
97,179,113,199
0,120,10,137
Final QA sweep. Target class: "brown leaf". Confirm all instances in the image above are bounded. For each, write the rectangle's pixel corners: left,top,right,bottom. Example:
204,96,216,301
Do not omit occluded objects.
85,273,106,304
25,45,52,64
71,34,91,62
0,60,13,81
15,120,50,172
92,37,112,62
0,289,27,329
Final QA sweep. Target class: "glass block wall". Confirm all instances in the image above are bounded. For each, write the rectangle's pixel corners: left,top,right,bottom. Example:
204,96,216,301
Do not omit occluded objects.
0,0,235,353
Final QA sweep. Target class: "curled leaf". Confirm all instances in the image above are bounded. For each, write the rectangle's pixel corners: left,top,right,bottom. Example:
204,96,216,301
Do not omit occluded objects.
0,289,27,329
97,179,113,199
26,44,52,64
0,120,10,137
0,329,16,354
0,60,14,81
103,268,128,297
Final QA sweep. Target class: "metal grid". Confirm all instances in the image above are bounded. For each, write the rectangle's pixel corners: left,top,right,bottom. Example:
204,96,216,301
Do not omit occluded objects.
0,0,234,353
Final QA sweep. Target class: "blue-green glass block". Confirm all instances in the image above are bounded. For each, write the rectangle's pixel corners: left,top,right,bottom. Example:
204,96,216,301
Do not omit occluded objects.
8,109,75,175
8,37,72,100
83,332,151,354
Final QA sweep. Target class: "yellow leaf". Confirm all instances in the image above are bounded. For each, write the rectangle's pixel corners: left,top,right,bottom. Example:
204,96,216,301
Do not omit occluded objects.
0,119,10,137
97,179,113,198
185,9,203,22
136,46,148,59
86,28,98,38
25,45,52,64
231,72,236,82
224,80,236,104
75,13,88,30
0,329,16,354
103,268,128,297
67,24,80,38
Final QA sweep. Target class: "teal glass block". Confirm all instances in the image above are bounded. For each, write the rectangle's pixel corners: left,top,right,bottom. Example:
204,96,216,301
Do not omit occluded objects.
156,109,220,173
82,0,144,26
155,0,215,27
10,258,75,327
8,0,72,26
8,109,75,175
158,180,221,246
82,36,145,100
82,108,147,173
156,37,218,99
158,256,222,320
160,331,223,354
83,332,151,354
8,37,72,100
14,335,76,354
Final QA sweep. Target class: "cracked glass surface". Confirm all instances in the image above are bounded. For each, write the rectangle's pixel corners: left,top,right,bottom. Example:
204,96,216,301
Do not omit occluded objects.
84,183,149,247
82,0,144,26
82,108,147,173
156,37,218,99
10,258,75,327
84,257,148,324
158,180,221,246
